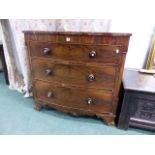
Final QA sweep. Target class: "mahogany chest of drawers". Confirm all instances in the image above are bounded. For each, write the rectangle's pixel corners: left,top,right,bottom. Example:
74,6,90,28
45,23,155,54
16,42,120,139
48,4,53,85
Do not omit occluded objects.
24,31,131,125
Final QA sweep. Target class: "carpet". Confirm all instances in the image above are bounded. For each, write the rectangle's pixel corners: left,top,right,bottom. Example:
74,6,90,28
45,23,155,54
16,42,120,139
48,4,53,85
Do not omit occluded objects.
0,73,154,135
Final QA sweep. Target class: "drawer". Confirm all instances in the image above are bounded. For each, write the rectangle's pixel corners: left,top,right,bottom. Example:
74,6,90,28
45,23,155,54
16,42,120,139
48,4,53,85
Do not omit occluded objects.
29,42,121,64
56,35,98,44
57,35,80,43
32,59,116,90
34,81,113,113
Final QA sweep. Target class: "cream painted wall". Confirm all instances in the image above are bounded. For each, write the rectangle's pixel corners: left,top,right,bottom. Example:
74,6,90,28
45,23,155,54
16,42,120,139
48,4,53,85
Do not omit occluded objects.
110,19,155,69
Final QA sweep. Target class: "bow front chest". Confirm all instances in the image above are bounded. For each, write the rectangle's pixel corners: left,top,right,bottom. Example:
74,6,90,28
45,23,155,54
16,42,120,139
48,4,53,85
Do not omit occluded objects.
24,31,131,125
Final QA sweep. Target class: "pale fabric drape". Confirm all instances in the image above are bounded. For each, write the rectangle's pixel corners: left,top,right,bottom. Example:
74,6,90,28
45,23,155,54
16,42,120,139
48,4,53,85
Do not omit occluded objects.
0,20,24,94
0,19,111,97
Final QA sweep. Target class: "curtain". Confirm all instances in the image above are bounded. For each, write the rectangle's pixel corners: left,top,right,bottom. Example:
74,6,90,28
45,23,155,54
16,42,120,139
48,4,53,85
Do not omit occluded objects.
0,19,111,97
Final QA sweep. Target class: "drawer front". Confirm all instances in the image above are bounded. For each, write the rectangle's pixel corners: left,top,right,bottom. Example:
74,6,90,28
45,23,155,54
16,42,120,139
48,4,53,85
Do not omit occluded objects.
29,42,121,64
32,59,116,90
56,35,100,44
34,81,113,113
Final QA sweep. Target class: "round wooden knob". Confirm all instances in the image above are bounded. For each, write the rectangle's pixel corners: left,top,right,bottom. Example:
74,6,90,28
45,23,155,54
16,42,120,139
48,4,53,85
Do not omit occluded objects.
87,74,95,82
87,98,94,105
45,69,52,75
47,91,53,98
89,51,96,58
43,48,51,55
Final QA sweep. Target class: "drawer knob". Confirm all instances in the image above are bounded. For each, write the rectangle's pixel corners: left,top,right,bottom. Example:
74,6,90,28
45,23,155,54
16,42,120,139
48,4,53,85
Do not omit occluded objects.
45,69,53,75
87,74,95,82
87,97,94,105
89,51,96,58
47,91,53,98
43,48,51,55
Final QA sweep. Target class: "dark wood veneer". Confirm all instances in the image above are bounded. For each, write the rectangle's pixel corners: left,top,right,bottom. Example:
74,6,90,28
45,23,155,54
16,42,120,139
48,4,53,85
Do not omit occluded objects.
29,42,122,64
34,81,113,113
24,31,131,125
31,59,116,90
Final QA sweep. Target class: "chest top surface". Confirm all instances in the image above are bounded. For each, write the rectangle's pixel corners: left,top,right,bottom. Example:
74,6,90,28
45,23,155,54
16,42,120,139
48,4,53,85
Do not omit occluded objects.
123,69,155,93
23,31,132,36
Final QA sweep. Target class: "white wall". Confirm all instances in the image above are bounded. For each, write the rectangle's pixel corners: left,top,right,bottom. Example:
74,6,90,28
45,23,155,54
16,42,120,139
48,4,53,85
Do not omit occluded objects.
110,19,155,69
